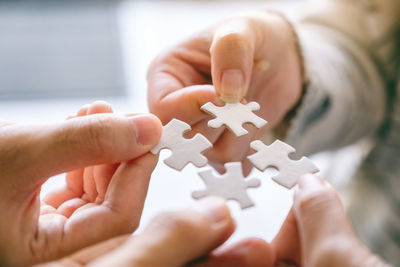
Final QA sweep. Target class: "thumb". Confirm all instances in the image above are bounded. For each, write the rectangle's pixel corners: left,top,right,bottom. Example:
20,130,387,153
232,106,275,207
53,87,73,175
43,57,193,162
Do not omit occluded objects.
293,174,357,264
88,197,235,267
210,17,255,103
3,113,162,183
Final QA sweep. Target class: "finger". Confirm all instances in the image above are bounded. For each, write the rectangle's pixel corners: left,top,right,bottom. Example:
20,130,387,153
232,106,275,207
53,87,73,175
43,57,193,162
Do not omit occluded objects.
149,84,223,125
210,17,256,103
42,101,116,208
59,153,158,255
84,100,114,203
190,238,275,267
40,201,57,215
186,120,225,145
6,113,162,184
104,153,157,217
57,198,87,218
271,208,301,265
43,169,84,208
93,163,119,202
82,167,97,202
88,197,235,267
87,100,113,114
65,235,129,265
147,35,212,109
76,104,90,117
39,235,130,267
74,100,112,119
293,174,355,262
206,124,256,174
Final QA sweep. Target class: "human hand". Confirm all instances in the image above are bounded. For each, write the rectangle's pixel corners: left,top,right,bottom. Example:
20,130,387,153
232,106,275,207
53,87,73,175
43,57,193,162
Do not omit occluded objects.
0,101,162,266
36,197,236,267
190,174,388,267
147,11,302,173
36,176,387,267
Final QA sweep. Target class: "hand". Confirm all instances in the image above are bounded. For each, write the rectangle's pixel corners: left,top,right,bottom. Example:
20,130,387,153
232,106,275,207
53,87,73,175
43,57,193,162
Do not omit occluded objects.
191,174,388,267
37,176,387,267
147,11,302,173
0,101,162,266
36,197,236,267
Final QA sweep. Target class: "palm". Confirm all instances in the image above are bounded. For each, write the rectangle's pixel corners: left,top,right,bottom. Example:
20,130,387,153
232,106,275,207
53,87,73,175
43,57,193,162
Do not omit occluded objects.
29,103,153,263
37,161,135,261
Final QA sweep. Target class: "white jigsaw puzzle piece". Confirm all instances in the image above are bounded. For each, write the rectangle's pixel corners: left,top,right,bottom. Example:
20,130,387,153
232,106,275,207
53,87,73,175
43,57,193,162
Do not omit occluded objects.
192,162,261,209
247,140,319,189
151,119,212,170
201,102,267,136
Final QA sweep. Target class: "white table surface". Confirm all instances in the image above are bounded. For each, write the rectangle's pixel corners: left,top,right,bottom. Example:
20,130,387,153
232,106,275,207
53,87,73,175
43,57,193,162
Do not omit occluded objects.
0,0,310,243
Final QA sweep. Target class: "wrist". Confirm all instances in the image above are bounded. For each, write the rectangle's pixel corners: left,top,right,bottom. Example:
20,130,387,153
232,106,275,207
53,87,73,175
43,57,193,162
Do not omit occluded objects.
266,11,306,139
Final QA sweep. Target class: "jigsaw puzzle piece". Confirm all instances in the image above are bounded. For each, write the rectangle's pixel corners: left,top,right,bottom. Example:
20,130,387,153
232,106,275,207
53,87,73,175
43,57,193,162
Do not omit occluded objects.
272,157,318,188
164,134,211,170
151,119,212,171
248,140,319,189
192,162,261,209
201,102,267,137
151,119,190,154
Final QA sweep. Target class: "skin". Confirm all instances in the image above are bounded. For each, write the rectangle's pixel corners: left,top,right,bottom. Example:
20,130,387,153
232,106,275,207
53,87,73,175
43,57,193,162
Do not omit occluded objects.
0,101,162,266
147,11,302,174
0,102,386,266
0,11,389,267
39,175,387,267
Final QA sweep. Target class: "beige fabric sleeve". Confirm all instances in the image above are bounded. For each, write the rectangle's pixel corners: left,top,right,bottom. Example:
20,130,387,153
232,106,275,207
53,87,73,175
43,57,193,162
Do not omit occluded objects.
283,0,399,156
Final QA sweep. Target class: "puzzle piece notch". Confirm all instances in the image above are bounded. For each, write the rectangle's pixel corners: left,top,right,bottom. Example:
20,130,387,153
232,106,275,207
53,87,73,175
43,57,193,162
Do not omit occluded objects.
201,102,267,136
151,119,212,170
192,162,261,209
247,140,319,189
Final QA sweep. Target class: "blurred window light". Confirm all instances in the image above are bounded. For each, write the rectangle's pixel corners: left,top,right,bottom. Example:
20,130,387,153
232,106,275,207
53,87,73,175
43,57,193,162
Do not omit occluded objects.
0,0,125,99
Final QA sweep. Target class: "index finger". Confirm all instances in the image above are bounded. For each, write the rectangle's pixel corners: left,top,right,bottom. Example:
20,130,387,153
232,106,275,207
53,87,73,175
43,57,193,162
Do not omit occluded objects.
147,35,223,125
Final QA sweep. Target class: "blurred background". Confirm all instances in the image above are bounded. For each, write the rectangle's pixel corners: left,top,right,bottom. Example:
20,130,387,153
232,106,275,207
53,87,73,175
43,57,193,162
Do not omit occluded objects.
0,0,362,244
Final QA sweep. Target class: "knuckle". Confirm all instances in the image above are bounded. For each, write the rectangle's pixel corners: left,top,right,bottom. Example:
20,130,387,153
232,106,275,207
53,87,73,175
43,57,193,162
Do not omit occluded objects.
87,117,115,148
73,115,123,159
120,216,141,234
311,236,355,266
297,187,340,214
149,103,170,124
103,200,141,234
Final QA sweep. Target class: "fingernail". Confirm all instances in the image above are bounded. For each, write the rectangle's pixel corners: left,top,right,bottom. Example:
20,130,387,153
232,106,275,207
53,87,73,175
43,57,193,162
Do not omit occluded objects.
131,114,162,146
298,174,324,190
220,69,244,103
190,197,229,223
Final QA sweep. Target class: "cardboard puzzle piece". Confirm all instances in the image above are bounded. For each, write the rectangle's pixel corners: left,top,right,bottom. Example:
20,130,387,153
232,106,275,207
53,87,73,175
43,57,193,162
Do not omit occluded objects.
192,162,261,209
247,140,319,189
151,119,212,170
201,102,267,136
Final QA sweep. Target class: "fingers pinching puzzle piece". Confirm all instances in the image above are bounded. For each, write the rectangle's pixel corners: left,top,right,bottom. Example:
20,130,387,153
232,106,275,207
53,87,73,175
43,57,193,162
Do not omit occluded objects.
201,102,267,136
247,140,319,189
151,119,212,171
192,162,261,209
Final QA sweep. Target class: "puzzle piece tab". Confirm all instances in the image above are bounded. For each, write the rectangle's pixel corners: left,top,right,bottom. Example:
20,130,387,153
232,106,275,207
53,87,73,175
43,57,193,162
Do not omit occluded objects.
151,119,212,170
192,162,261,209
201,102,267,136
247,140,319,189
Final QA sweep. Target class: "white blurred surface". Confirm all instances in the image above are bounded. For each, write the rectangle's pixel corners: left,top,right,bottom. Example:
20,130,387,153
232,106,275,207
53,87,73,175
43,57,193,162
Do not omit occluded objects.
0,0,304,244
